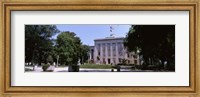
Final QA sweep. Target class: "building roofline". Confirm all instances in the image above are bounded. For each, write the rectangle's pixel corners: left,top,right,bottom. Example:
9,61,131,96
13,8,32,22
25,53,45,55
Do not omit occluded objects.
94,37,125,41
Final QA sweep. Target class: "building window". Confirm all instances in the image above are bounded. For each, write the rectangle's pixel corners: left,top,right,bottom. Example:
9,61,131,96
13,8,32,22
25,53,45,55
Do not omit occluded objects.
134,60,137,64
118,58,121,63
133,55,137,58
108,58,110,64
128,60,130,64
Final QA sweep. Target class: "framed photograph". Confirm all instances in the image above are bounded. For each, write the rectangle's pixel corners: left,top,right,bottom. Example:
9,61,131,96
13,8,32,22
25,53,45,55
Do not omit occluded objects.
0,0,199,97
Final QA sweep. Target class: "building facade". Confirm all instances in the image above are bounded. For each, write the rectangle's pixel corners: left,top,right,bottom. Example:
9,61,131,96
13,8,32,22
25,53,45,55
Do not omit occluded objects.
89,37,139,65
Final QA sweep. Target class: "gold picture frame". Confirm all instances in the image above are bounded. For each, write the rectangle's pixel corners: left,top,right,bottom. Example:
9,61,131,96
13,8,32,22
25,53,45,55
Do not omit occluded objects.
0,0,199,97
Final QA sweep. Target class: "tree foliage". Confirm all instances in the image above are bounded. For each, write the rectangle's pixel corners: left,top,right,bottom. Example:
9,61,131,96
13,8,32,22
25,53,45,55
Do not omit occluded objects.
46,55,54,64
55,31,82,65
25,25,93,66
124,25,175,70
25,25,59,65
80,45,90,64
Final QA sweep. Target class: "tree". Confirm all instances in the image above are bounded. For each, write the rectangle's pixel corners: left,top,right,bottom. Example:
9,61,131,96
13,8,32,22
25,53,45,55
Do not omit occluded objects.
55,31,82,65
25,25,59,65
80,45,90,64
46,55,53,64
124,25,175,70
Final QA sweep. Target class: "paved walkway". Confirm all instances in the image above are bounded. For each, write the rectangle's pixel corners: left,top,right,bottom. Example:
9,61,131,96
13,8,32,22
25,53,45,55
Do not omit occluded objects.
25,66,115,72
25,66,154,72
25,66,68,72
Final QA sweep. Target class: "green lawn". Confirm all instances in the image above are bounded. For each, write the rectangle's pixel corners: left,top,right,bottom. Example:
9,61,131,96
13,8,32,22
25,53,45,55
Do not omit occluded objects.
80,64,113,69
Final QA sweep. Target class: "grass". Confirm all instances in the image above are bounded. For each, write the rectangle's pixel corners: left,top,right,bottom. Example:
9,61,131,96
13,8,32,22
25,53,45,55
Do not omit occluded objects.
80,64,113,69
57,65,68,68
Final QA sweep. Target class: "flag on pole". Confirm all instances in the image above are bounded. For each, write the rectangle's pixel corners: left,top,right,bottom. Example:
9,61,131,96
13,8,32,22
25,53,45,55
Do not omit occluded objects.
110,26,114,32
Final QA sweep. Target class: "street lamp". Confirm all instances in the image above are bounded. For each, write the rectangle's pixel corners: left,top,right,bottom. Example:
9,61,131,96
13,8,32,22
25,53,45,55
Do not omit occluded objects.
56,55,59,67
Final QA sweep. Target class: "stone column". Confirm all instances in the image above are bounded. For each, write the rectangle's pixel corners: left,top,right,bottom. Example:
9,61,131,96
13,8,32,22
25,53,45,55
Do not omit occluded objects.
94,43,98,64
116,42,119,64
105,43,108,64
89,49,92,60
110,43,113,64
100,43,103,64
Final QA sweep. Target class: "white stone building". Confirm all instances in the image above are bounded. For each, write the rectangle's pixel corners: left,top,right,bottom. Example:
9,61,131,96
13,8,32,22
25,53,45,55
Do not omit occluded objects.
89,36,139,65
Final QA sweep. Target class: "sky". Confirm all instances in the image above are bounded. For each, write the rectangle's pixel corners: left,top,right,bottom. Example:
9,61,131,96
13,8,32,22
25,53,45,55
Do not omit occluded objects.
54,24,131,46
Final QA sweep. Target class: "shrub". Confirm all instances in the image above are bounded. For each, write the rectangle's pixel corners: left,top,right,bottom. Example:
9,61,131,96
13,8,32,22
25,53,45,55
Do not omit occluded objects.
97,56,100,60
135,65,142,69
121,59,128,64
117,63,123,66
117,63,135,66
42,63,50,71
